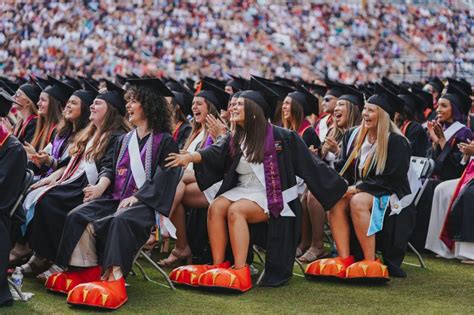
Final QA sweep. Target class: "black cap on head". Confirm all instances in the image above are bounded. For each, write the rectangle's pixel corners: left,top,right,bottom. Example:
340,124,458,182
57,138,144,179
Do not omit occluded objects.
226,75,249,92
411,85,433,110
339,85,365,111
126,78,174,97
116,74,127,86
185,78,195,94
288,85,319,116
247,77,280,119
43,76,75,105
366,83,404,119
19,83,42,105
303,82,327,97
440,84,471,116
202,77,226,90
96,79,126,116
427,77,444,94
196,81,230,111
32,76,50,90
325,79,345,98
381,77,400,95
64,75,83,90
166,77,188,94
447,78,471,96
0,77,19,95
72,85,98,109
172,91,193,117
0,89,18,117
398,86,425,118
274,76,296,88
0,80,15,96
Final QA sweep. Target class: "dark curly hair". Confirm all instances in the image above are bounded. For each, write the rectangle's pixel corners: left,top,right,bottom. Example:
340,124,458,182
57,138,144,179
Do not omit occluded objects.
125,86,172,134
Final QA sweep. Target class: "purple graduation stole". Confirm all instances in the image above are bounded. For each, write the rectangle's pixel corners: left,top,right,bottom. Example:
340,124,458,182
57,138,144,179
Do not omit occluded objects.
202,134,213,149
112,131,163,201
263,123,284,218
45,133,70,176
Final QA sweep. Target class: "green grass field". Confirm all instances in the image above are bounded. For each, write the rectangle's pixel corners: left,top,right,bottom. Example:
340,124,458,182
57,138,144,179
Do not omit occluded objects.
3,252,474,314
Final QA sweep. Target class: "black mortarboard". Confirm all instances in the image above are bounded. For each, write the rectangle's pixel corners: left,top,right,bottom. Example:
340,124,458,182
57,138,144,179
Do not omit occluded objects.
447,78,471,96
19,83,42,105
72,83,98,108
166,77,188,94
64,75,83,90
411,85,433,110
226,75,248,92
247,77,280,118
172,90,193,117
43,75,75,105
33,76,51,90
303,82,327,97
381,77,400,95
427,77,444,94
202,77,226,90
274,76,296,88
115,74,127,87
96,79,126,116
185,78,196,94
367,83,404,119
0,80,15,96
196,81,230,111
398,86,425,118
0,77,19,95
440,84,471,116
82,79,99,94
126,78,174,97
0,89,19,117
325,79,345,98
267,81,295,101
358,84,374,100
339,85,365,111
288,85,319,116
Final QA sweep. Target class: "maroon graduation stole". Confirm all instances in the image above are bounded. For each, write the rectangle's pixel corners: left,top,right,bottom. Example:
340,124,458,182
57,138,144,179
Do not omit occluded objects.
0,124,11,147
112,131,163,201
263,123,284,218
400,120,412,136
440,160,474,250
172,121,183,142
14,114,37,139
297,119,312,137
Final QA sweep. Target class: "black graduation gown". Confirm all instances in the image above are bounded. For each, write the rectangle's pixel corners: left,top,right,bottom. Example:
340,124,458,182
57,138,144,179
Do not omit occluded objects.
447,181,474,243
15,117,37,145
404,121,429,157
412,126,472,251
27,131,123,262
336,131,415,276
0,135,27,305
194,125,347,286
56,132,181,276
175,121,192,150
301,127,321,148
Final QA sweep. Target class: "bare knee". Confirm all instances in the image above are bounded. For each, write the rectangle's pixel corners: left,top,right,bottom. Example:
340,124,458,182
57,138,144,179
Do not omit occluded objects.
208,198,228,221
349,193,372,217
227,203,245,224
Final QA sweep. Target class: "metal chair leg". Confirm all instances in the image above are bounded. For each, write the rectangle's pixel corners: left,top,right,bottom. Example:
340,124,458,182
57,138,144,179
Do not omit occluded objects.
256,268,265,286
140,251,176,290
406,242,426,268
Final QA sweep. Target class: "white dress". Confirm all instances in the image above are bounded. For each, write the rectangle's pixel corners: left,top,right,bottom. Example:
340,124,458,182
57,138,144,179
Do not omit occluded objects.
220,156,269,215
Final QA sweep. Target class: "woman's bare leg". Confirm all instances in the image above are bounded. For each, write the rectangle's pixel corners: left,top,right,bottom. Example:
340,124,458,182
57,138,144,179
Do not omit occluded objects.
207,197,232,264
182,182,209,209
328,195,351,258
297,192,311,253
350,192,375,261
227,200,268,268
306,192,326,255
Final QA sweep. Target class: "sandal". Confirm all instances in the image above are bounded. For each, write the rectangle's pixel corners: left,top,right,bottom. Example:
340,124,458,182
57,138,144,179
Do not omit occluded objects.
295,248,304,258
298,249,330,264
158,248,192,268
20,255,51,277
36,264,63,283
9,243,32,266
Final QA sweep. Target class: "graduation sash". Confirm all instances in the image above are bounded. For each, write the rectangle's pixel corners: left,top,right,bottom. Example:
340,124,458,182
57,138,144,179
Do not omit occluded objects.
443,121,465,143
317,114,331,142
297,119,312,137
14,114,37,140
0,124,10,147
172,121,183,142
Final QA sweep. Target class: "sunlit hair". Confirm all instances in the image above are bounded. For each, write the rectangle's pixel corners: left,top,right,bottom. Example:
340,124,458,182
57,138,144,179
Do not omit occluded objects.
70,102,130,161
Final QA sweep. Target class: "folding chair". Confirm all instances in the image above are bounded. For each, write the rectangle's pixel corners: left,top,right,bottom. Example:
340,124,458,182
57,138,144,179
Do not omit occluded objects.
403,156,435,269
8,169,34,301
132,248,175,290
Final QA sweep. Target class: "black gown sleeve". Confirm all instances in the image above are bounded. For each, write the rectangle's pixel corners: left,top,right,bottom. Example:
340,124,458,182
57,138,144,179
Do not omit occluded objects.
23,119,37,144
134,135,182,216
302,127,321,149
176,123,192,150
405,122,428,157
356,134,411,197
97,131,124,182
288,131,347,211
0,137,27,215
194,135,232,191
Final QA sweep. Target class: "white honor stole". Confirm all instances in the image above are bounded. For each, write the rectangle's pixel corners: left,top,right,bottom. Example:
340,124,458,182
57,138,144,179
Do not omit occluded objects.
128,130,177,238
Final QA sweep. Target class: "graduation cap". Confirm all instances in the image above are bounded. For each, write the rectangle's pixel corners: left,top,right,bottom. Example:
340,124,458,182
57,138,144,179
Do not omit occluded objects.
185,78,196,94
339,85,365,111
0,78,19,95
78,75,100,88
33,75,51,90
226,75,248,92
447,78,471,96
196,81,230,111
366,83,404,119
325,80,345,98
440,83,471,116
411,85,433,110
287,85,319,116
64,75,83,90
43,75,75,104
426,77,444,94
115,74,127,87
381,77,400,95
96,79,126,116
0,80,15,96
0,89,19,117
166,77,188,94
126,78,174,97
72,78,99,108
18,83,42,105
247,77,280,119
398,86,425,118
274,76,296,88
172,90,193,117
202,76,226,90
303,82,327,97
250,75,293,101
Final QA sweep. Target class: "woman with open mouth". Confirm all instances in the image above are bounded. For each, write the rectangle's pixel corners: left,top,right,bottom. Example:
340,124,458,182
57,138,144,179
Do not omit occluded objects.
12,82,41,145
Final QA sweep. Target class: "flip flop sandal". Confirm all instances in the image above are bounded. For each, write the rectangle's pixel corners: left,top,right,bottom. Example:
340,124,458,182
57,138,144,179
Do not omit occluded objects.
158,248,192,268
37,265,63,283
298,250,330,264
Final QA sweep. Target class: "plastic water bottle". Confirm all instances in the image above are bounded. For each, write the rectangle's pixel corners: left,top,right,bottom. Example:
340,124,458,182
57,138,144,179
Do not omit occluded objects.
10,267,23,300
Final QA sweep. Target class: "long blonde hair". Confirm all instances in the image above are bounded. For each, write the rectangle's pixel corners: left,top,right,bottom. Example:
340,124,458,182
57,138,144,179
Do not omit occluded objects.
341,106,404,176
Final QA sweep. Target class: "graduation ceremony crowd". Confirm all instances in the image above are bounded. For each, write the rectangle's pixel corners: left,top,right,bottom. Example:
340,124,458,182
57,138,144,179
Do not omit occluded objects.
1,1,474,312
